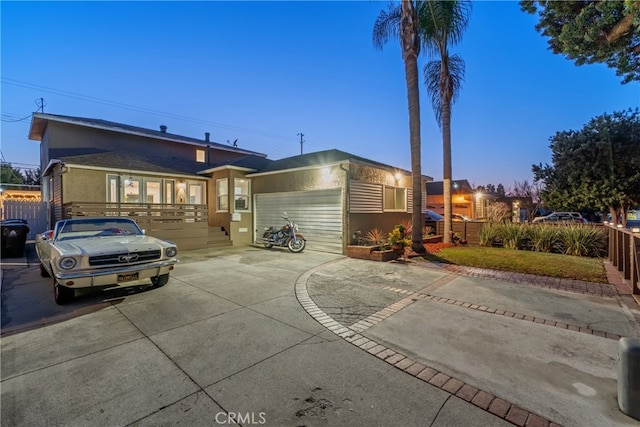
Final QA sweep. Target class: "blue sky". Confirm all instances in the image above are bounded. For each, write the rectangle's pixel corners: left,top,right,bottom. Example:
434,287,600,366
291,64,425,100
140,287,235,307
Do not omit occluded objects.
2,1,637,190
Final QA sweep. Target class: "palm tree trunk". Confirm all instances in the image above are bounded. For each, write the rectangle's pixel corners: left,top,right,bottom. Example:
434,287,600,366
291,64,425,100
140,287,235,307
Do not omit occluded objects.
441,61,453,244
401,0,425,253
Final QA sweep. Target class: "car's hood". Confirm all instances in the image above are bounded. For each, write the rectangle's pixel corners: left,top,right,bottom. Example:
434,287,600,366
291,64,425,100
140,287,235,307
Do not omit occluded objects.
54,235,170,256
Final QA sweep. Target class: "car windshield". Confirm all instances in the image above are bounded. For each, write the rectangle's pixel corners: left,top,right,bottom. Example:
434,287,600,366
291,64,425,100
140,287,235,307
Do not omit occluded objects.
56,218,143,241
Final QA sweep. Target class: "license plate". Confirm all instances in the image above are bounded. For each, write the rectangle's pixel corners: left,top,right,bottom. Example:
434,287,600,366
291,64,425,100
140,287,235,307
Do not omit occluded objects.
118,272,139,283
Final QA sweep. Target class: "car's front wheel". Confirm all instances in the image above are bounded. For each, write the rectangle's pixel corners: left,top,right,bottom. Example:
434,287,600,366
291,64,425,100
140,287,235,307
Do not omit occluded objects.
150,273,169,288
53,279,74,305
40,263,51,277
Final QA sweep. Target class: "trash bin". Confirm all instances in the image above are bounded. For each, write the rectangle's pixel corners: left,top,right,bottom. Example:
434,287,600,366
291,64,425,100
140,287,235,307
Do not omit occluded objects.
1,219,30,258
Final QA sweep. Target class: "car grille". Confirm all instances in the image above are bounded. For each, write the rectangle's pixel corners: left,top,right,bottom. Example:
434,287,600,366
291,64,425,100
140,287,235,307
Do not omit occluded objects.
89,250,161,266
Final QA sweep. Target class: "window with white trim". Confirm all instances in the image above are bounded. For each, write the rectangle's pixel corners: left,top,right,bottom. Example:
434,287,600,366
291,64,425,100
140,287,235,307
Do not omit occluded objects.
196,149,205,163
216,178,228,212
234,178,250,211
384,186,406,211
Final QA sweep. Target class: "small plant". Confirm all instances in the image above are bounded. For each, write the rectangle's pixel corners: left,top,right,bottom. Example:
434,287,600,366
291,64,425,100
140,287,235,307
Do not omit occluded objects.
365,228,385,246
423,226,434,237
399,219,413,235
388,224,411,247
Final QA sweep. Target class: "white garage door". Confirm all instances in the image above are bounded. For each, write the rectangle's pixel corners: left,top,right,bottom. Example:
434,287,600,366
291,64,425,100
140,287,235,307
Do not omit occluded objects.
254,189,343,254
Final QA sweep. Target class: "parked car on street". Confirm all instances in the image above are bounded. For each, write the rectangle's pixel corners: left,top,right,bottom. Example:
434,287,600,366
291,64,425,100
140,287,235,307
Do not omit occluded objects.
425,209,444,222
36,217,179,304
532,212,587,223
452,213,474,222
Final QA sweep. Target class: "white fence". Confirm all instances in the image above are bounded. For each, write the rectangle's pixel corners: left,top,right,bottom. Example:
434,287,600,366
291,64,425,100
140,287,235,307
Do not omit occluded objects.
2,200,49,240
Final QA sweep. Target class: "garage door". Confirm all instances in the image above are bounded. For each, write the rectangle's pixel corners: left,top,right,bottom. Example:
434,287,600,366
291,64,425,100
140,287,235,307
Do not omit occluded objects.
254,189,343,254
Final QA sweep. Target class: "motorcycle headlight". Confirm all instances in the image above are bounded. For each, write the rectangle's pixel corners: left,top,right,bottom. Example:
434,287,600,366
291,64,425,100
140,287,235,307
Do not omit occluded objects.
165,247,178,258
59,257,77,270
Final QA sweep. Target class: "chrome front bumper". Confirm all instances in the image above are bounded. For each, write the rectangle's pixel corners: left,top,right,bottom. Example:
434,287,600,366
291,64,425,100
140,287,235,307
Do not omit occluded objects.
54,259,179,288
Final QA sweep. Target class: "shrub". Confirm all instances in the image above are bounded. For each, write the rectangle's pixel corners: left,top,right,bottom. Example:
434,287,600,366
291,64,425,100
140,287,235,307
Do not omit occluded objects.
388,224,411,247
423,226,434,237
557,225,607,257
486,202,512,223
528,224,561,253
478,222,500,247
499,223,529,250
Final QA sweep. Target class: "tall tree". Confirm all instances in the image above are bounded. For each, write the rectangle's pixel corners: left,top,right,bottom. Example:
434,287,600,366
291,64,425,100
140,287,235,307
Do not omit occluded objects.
532,108,640,225
0,163,24,189
22,167,41,186
521,0,640,84
373,1,426,253
420,0,472,243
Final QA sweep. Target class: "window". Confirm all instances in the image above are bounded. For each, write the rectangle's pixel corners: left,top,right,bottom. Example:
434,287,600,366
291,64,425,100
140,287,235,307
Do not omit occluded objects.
384,186,406,211
196,149,205,163
145,180,161,203
107,175,179,205
216,178,228,212
234,178,250,211
188,182,203,204
165,181,174,205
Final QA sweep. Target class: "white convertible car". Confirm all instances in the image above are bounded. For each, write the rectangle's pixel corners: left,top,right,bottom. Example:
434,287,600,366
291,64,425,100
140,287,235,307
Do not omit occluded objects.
36,217,179,305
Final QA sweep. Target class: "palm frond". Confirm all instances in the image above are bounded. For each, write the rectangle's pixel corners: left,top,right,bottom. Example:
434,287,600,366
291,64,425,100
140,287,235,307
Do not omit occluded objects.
423,53,465,127
418,0,472,54
372,2,402,50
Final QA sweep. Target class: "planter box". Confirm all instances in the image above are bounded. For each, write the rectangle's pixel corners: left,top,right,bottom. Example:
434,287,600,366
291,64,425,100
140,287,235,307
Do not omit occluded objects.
347,245,398,262
422,235,443,244
370,249,398,262
347,245,380,260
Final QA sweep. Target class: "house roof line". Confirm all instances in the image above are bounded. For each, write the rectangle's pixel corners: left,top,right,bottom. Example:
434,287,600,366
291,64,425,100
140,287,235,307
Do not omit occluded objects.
198,165,258,174
245,161,346,177
56,162,205,180
28,113,268,158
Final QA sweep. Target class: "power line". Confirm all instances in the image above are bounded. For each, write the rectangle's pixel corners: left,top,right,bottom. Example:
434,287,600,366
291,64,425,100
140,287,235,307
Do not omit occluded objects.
1,112,33,122
2,77,300,143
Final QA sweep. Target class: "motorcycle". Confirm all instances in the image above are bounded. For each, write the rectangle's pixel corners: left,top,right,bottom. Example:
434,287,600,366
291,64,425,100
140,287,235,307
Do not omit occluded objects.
262,212,306,253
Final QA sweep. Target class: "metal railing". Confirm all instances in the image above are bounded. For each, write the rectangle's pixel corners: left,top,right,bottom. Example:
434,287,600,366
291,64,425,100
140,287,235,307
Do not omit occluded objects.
607,224,640,297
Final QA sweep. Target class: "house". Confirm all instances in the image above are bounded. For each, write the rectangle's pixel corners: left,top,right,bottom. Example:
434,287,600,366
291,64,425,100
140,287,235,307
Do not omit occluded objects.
425,179,490,219
29,113,432,254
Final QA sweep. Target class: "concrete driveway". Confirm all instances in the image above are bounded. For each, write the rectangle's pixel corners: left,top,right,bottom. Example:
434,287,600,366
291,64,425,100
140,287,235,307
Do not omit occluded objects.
1,245,639,426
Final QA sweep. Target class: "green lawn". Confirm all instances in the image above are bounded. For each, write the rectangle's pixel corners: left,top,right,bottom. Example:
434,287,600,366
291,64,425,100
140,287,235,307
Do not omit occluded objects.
419,246,608,283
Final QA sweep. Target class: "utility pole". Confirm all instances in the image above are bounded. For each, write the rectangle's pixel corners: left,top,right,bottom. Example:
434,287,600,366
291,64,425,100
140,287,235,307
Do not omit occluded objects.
297,132,304,155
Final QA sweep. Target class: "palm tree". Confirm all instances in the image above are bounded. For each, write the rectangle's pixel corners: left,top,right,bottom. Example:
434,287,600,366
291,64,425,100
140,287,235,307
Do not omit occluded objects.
373,0,426,254
420,0,471,244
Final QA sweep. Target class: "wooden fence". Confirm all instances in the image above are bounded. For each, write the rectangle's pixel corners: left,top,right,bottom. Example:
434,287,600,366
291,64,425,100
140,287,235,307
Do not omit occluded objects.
2,200,49,240
63,202,211,250
607,224,640,301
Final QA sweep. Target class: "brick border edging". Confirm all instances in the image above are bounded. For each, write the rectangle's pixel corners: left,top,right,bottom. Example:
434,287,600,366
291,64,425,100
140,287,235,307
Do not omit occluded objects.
294,262,561,427
417,261,618,298
373,286,624,341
